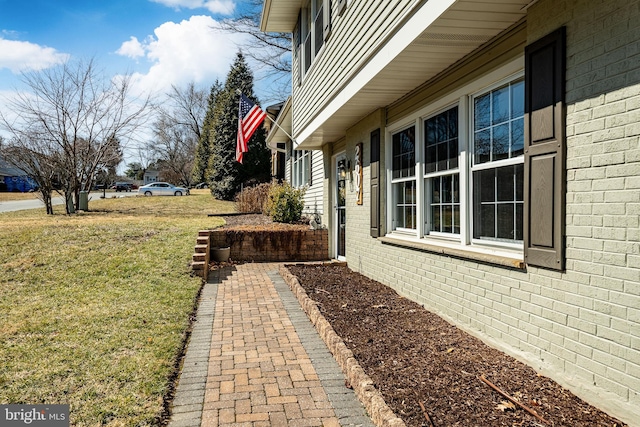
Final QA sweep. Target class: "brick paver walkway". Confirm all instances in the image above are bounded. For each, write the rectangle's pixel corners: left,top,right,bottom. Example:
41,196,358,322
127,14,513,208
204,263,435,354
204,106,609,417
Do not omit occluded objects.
168,263,374,427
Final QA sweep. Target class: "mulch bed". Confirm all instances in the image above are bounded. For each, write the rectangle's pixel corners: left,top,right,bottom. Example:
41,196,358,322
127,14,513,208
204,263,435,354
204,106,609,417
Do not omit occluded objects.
287,264,627,427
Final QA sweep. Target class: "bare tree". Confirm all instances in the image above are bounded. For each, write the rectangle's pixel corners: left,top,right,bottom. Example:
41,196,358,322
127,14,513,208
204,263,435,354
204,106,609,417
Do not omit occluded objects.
149,83,207,187
1,133,63,214
216,0,291,101
0,58,150,213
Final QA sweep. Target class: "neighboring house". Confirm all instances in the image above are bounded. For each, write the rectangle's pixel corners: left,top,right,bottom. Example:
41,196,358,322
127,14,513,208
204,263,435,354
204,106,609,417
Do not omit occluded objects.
261,0,640,424
143,169,159,185
0,158,37,192
266,97,325,219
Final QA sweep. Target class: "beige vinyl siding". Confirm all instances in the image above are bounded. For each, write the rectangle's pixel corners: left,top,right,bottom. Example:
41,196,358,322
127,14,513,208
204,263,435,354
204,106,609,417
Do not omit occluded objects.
304,150,325,216
292,0,421,139
285,148,324,216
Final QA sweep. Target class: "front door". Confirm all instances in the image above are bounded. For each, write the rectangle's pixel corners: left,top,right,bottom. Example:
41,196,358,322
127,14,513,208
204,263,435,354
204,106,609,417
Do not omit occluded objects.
335,154,347,260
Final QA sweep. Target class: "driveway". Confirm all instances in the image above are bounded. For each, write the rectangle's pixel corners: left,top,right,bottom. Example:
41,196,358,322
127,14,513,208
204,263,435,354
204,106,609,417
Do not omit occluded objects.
0,192,137,213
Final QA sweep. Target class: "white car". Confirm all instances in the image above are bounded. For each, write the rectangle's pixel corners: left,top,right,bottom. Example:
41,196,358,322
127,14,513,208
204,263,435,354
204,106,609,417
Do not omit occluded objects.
138,182,189,196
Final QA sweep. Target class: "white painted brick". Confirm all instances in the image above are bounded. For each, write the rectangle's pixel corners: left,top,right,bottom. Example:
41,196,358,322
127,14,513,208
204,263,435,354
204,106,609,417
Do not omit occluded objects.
592,226,627,240
593,374,630,399
589,276,625,295
592,251,627,266
626,148,640,162
579,308,612,327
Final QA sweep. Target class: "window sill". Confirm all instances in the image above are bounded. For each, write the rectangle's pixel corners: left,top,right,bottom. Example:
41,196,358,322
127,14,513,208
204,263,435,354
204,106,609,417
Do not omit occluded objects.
379,234,526,270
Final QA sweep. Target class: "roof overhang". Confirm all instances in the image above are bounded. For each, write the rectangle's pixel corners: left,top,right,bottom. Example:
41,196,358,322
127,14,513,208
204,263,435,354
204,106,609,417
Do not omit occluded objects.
292,0,531,149
260,0,301,32
265,96,292,151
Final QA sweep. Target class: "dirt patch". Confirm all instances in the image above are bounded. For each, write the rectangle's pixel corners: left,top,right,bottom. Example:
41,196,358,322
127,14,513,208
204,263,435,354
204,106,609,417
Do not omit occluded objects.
287,264,627,427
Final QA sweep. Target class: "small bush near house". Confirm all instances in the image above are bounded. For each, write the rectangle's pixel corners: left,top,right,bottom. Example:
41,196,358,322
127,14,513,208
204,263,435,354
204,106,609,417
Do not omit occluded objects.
265,182,306,223
235,182,272,213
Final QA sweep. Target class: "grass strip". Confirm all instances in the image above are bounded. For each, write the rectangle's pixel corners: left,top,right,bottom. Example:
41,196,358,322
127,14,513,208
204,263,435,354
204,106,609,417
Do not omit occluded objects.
0,192,234,426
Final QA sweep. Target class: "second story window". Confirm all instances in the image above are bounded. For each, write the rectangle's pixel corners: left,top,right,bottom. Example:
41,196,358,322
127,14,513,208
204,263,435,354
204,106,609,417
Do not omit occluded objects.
295,0,331,79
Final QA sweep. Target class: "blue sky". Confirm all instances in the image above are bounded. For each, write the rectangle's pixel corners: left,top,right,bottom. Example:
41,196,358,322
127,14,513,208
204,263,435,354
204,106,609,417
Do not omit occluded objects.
0,0,278,106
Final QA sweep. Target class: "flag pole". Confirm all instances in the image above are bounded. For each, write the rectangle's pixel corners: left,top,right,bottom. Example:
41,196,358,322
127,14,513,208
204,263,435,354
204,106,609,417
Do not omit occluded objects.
264,114,296,145
236,89,296,146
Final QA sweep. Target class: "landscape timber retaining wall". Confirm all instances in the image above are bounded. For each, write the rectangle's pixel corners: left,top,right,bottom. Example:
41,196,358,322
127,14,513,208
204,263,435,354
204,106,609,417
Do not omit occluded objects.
191,228,329,278
209,228,329,262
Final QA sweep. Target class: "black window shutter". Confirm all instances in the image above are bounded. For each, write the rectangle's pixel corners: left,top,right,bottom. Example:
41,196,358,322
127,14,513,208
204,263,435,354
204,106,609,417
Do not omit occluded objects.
524,27,566,270
370,128,381,238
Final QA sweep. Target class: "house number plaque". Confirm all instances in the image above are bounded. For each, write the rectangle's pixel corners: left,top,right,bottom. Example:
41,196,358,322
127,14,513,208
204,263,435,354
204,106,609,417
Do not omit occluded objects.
355,143,363,205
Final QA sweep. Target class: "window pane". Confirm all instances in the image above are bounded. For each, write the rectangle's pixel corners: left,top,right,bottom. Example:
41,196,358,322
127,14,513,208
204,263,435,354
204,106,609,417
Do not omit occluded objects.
431,205,441,233
516,203,523,241
511,117,524,157
449,138,458,169
452,174,460,203
497,166,514,201
443,205,453,233
394,180,416,230
431,177,440,203
314,4,323,56
448,108,458,139
476,168,495,202
474,79,525,163
392,127,415,179
304,34,311,72
453,206,460,234
442,175,452,203
425,106,458,173
427,174,459,235
474,129,491,164
515,164,524,201
437,140,448,171
492,85,510,125
492,123,510,161
473,165,523,242
474,94,490,130
497,203,515,239
425,145,437,173
478,204,496,239
511,79,524,119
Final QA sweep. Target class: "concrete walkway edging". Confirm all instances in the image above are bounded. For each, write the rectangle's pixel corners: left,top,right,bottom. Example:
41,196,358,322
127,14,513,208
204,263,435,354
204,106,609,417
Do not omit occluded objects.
279,265,406,427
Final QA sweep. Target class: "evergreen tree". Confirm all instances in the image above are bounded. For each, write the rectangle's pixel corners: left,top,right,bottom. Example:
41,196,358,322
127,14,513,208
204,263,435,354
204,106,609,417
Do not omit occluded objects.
207,52,271,200
192,80,222,184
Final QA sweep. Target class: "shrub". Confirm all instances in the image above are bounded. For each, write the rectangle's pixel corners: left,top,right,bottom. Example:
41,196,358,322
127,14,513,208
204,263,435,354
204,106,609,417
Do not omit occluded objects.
265,182,306,223
235,182,272,213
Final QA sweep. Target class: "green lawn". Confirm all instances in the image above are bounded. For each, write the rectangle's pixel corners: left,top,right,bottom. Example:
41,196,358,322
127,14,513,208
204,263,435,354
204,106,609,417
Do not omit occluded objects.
0,192,235,426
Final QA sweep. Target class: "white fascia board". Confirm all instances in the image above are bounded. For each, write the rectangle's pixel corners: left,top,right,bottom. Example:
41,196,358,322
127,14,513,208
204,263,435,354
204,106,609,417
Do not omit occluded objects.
295,0,457,146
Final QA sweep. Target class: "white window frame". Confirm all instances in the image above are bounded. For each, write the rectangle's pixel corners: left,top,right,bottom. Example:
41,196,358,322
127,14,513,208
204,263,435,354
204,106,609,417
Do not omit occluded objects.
297,0,326,78
292,149,311,188
385,58,525,259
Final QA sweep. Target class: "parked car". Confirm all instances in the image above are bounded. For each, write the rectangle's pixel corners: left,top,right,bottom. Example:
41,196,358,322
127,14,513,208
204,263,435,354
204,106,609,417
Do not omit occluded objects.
112,182,132,192
138,182,189,196
194,182,208,189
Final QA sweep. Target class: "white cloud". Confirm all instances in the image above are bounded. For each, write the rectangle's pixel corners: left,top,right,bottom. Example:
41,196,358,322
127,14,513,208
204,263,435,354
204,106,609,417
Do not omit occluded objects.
0,38,69,73
150,0,235,14
116,36,147,59
116,15,249,95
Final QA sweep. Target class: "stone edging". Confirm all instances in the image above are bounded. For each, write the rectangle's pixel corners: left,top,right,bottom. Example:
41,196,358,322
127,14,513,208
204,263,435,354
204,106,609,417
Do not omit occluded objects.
279,265,406,427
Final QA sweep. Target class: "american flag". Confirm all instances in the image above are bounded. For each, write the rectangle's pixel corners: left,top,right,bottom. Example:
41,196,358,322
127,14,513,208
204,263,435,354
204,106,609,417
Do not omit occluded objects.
236,94,266,163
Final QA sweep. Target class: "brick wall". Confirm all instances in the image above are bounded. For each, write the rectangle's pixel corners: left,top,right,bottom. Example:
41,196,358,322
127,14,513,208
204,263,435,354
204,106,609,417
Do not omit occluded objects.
208,228,329,262
340,0,640,423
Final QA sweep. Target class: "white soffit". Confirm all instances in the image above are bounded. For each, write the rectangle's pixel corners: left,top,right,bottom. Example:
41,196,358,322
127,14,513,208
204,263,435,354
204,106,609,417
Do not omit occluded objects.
260,0,300,32
295,0,529,149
